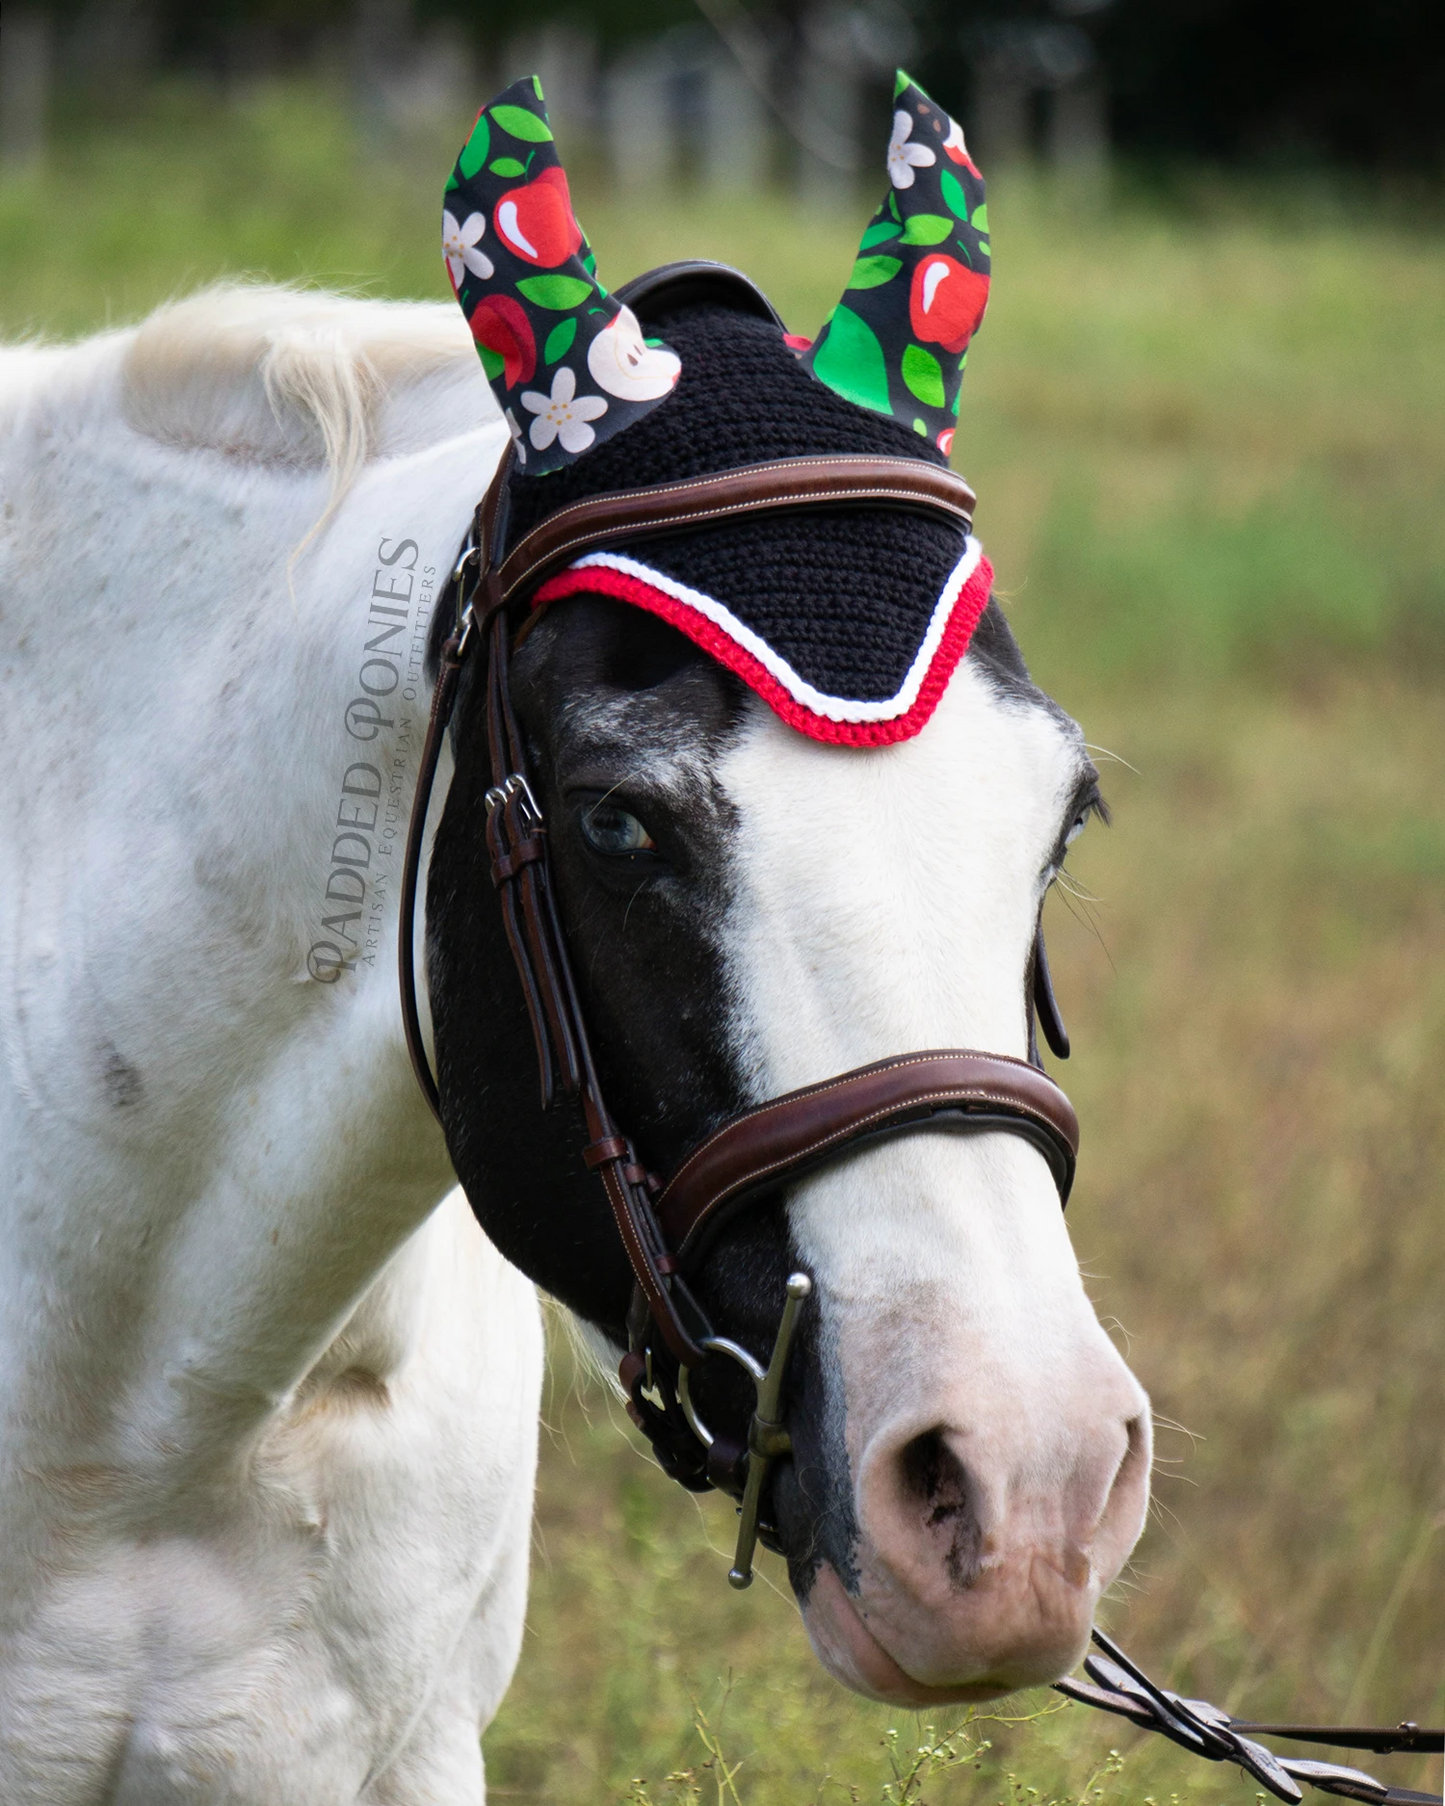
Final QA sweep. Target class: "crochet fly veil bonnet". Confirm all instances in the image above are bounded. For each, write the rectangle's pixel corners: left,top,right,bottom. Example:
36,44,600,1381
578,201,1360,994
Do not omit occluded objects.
443,71,993,747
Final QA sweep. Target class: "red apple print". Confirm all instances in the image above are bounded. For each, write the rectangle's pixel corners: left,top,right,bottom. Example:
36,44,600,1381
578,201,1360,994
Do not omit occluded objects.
909,255,989,356
937,427,955,456
942,118,981,177
783,332,813,352
493,166,584,268
469,293,535,389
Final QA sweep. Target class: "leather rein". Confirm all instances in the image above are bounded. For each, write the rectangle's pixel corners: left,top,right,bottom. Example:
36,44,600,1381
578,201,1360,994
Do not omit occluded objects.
396,446,1444,1801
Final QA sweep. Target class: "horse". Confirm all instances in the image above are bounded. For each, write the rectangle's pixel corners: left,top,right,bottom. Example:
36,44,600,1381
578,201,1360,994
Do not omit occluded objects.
0,261,1149,1798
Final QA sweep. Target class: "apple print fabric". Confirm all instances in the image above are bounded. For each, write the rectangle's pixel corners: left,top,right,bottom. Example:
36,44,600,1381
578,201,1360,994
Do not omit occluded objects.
444,76,681,476
802,74,989,457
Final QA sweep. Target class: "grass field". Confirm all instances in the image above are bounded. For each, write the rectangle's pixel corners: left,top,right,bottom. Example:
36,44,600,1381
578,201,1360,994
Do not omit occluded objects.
4,81,1442,1804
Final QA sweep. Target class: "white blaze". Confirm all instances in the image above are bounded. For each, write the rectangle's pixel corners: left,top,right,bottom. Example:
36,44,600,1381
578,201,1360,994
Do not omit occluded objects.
716,663,1150,1700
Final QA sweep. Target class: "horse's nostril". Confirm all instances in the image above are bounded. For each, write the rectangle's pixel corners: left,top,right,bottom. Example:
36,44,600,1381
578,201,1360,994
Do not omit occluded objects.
1107,1412,1151,1531
899,1428,967,1521
897,1429,983,1587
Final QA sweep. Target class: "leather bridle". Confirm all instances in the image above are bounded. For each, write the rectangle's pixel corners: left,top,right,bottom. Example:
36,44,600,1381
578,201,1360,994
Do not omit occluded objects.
397,436,1078,1542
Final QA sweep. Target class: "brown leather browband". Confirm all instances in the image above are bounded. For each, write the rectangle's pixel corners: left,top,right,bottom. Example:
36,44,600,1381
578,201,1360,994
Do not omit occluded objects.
399,445,1076,1385
493,454,975,610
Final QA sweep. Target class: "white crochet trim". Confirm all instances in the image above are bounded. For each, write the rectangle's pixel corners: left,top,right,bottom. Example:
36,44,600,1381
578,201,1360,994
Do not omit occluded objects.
564,537,983,725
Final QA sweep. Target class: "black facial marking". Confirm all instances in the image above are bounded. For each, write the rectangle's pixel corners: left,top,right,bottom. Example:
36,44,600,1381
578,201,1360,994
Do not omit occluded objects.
426,597,756,1340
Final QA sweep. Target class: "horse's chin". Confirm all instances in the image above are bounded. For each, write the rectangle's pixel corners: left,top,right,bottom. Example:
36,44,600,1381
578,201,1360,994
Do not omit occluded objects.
800,1563,1017,1706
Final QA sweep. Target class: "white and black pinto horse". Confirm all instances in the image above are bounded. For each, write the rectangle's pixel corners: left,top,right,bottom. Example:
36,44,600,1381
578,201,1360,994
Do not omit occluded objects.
0,285,1149,1802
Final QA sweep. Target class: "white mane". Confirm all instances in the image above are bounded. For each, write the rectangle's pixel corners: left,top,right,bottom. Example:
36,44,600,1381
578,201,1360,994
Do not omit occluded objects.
118,284,494,499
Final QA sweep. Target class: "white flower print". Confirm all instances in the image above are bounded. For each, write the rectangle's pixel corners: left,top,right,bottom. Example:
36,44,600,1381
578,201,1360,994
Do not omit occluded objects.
519,365,607,455
504,406,527,466
442,210,494,288
886,110,935,189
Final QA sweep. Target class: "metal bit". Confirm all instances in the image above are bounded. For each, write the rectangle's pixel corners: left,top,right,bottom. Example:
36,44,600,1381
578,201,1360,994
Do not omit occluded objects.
728,1273,811,1589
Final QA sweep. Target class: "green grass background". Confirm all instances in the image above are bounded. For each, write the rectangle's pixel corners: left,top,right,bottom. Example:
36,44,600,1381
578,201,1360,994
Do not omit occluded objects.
4,82,1442,1805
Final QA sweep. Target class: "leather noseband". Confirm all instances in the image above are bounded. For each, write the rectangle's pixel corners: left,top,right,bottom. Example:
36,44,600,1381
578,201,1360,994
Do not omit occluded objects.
657,1050,1077,1267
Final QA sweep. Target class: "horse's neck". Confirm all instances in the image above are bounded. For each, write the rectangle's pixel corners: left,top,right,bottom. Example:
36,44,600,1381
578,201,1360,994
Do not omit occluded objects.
0,326,506,1494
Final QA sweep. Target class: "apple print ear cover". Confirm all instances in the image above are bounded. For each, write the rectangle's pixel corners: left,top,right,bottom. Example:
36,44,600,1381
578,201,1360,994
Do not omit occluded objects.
443,75,682,476
445,72,986,474
444,72,995,746
803,72,989,458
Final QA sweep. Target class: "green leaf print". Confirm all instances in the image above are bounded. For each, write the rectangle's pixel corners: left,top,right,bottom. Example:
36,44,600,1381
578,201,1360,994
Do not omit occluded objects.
847,255,903,289
901,344,945,409
491,105,553,142
901,214,953,245
809,306,891,415
859,221,902,250
517,275,594,309
476,344,505,381
971,203,988,233
458,115,490,179
940,169,969,221
543,317,578,364
489,157,526,177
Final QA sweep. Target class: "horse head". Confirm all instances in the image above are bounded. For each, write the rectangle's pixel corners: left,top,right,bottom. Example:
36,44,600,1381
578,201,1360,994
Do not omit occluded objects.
423,75,1151,1707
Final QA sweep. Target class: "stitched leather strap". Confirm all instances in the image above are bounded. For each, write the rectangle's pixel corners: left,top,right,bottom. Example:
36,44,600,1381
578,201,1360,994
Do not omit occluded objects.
657,1050,1079,1262
398,615,470,1123
494,456,976,608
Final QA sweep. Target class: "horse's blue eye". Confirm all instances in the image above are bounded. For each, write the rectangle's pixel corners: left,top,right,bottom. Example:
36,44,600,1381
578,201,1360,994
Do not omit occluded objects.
581,803,655,855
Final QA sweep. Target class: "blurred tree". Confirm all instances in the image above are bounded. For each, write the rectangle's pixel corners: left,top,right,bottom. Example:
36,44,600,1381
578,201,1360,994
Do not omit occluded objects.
1,10,54,168
8,0,1441,170
1098,0,1445,172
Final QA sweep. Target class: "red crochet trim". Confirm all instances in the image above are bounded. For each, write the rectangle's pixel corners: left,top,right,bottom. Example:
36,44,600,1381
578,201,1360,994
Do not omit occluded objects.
531,555,994,747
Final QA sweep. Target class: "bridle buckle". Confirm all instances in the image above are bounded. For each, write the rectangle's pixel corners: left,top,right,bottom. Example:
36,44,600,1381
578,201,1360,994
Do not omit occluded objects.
483,771,541,823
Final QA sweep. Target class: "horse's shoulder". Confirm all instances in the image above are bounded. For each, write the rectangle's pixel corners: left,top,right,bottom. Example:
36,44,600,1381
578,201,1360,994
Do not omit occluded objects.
116,284,492,479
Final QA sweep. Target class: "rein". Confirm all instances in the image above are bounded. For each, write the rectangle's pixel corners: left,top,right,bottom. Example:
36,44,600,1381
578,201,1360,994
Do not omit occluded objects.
397,446,1441,1804
1053,1629,1442,1805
